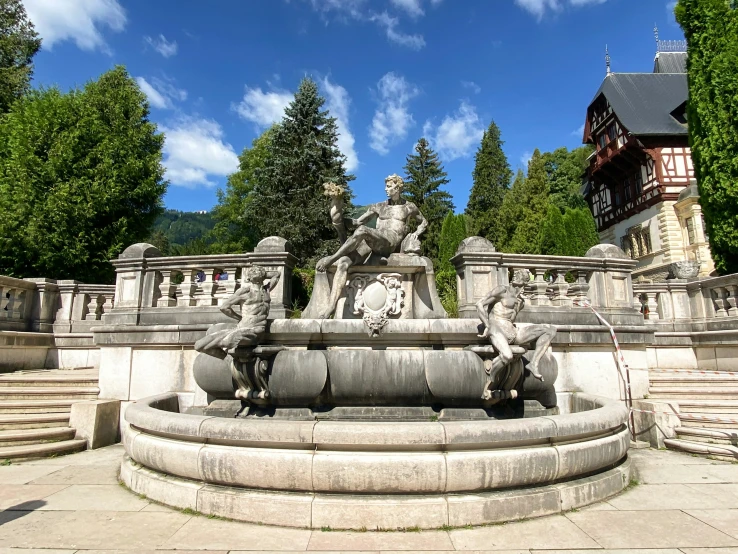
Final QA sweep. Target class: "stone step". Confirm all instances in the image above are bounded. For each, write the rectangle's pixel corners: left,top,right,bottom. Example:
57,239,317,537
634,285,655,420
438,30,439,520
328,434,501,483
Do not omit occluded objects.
677,400,738,414
0,387,99,401
648,388,738,400
0,413,69,430
680,413,738,430
665,437,738,461
0,377,99,388
0,400,75,414
675,426,738,446
0,427,76,447
0,438,87,461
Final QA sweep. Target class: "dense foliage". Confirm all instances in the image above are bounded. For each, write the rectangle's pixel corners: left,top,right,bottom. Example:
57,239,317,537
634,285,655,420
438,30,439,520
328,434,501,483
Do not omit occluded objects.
436,212,468,317
403,138,454,263
466,120,512,247
0,0,40,114
151,210,216,250
0,66,167,283
211,127,275,254
676,0,738,274
542,146,594,211
245,78,353,265
539,206,599,257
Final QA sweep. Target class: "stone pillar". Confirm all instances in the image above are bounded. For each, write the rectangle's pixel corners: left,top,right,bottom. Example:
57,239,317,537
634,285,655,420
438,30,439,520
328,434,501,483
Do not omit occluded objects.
246,237,298,319
645,292,660,321
54,281,80,333
22,278,60,333
106,243,162,325
450,237,503,319
585,244,637,309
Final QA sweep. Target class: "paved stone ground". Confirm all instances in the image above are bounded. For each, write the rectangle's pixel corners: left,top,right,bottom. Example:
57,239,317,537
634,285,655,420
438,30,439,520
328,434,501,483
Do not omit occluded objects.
1,445,738,552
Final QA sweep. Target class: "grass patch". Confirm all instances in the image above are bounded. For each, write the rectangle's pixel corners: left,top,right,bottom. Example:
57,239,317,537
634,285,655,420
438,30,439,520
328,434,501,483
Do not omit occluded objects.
0,459,12,466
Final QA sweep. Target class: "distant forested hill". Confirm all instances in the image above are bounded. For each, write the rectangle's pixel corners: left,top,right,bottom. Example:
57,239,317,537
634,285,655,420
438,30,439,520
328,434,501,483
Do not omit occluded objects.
152,210,216,246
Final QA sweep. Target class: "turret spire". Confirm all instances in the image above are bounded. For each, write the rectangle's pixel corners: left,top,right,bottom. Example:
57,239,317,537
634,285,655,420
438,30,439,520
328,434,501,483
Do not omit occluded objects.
605,45,611,75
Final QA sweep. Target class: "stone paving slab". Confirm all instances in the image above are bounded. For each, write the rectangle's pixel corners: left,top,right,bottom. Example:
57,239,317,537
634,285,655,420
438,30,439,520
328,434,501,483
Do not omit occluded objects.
686,510,738,540
0,464,67,485
306,531,454,551
566,510,738,549
36,484,151,511
607,483,738,510
30,463,119,485
0,484,68,510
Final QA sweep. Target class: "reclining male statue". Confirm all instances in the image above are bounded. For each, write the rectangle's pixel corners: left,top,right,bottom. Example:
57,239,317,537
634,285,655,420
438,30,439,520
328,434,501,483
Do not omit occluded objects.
476,269,557,400
312,174,428,320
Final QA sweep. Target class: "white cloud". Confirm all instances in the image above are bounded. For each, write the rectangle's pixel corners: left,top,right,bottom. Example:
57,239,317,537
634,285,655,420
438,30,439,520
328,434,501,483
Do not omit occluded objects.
390,0,424,17
233,86,293,128
515,0,606,20
521,151,533,166
321,77,359,172
461,80,481,94
161,118,239,188
369,72,420,155
423,101,485,162
135,77,187,110
371,12,425,50
23,0,126,53
572,123,585,136
144,34,178,58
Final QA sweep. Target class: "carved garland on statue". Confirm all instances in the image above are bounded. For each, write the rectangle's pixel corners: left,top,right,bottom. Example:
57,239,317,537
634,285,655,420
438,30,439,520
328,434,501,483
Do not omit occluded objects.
349,273,405,337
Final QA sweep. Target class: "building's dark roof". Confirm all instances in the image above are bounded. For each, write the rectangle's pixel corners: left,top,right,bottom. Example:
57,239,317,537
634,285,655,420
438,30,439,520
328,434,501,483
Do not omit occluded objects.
654,52,687,74
591,73,688,136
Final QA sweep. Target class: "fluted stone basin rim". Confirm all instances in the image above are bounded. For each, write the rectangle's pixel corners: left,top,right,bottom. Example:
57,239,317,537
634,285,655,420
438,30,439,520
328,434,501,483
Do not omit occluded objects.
121,392,631,529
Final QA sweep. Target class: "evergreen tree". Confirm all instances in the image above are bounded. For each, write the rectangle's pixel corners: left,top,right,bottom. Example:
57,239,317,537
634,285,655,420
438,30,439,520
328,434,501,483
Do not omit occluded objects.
539,204,568,256
542,146,594,211
211,126,275,253
505,150,550,254
676,0,738,274
0,0,40,114
497,169,526,252
0,66,166,283
563,207,600,257
246,78,353,264
466,120,512,246
403,138,454,263
438,212,468,271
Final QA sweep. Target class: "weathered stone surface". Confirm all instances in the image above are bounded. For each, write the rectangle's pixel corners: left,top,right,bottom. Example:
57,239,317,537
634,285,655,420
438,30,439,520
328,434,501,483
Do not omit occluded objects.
269,349,328,405
442,413,558,445
69,399,120,449
558,459,630,511
254,236,292,253
555,429,629,479
447,487,561,527
199,417,315,445
586,243,629,259
456,236,496,253
124,460,202,510
313,421,444,447
127,433,203,481
119,243,162,259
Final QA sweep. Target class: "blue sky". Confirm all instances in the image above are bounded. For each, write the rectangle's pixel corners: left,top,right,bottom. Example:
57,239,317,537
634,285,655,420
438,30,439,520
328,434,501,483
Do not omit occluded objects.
24,0,682,212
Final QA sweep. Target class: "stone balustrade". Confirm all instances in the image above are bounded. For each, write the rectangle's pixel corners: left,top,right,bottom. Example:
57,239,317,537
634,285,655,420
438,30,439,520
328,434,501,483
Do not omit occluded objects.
452,239,639,322
0,276,36,332
107,236,297,326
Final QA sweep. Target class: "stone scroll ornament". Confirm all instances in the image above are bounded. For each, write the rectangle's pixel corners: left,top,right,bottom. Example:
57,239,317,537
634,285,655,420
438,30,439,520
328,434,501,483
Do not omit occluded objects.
350,273,405,337
193,265,283,402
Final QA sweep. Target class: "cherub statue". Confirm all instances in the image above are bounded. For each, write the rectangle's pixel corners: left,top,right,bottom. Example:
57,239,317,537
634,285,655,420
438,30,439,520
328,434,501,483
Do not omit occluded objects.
194,265,280,358
314,174,428,319
475,269,557,388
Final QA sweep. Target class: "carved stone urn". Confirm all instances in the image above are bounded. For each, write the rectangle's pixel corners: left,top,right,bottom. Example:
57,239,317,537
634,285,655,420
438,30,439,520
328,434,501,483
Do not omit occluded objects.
669,260,701,280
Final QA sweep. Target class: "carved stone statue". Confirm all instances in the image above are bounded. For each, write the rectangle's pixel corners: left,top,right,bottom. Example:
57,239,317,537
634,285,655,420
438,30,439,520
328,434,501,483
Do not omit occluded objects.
313,174,428,319
324,182,348,245
350,273,405,336
475,269,556,400
194,265,282,401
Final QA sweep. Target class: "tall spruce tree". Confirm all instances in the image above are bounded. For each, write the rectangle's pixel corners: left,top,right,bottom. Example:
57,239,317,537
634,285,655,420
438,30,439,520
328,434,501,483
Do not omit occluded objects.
676,0,738,274
438,212,468,272
466,120,512,247
497,169,526,252
542,146,594,211
563,207,600,257
246,78,353,264
539,204,568,256
505,150,551,254
0,0,40,113
403,138,454,263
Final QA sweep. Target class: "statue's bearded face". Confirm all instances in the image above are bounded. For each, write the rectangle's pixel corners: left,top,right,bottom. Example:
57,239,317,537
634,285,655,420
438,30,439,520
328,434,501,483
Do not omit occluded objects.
385,180,402,199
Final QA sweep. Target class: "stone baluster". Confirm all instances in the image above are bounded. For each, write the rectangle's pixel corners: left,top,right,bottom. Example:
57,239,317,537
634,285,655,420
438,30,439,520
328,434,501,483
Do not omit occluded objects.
713,286,729,317
157,270,178,307
633,292,642,310
550,270,571,307
197,268,218,306
10,288,25,320
529,268,551,307
84,294,103,321
567,270,590,305
645,292,660,320
177,269,198,307
0,286,9,319
101,292,115,315
725,284,738,317
216,266,239,304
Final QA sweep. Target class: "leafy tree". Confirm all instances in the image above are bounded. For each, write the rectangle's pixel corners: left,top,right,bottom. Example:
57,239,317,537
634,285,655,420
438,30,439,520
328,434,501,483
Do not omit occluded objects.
211,126,275,253
466,120,512,246
0,0,41,114
497,169,526,252
148,229,171,256
403,137,454,263
541,146,594,211
152,209,216,248
676,0,738,274
438,212,468,271
504,150,550,254
0,66,167,283
539,204,568,256
245,78,353,265
563,207,600,257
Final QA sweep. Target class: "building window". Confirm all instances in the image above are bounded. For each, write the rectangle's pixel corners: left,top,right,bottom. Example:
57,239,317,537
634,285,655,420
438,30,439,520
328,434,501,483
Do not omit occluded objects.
598,133,608,150
614,189,621,207
635,170,643,195
686,217,696,245
607,123,617,142
621,224,652,260
624,178,632,202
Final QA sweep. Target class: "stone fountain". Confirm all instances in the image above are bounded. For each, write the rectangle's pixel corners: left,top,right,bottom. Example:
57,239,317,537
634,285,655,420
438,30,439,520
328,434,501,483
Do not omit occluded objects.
119,174,632,530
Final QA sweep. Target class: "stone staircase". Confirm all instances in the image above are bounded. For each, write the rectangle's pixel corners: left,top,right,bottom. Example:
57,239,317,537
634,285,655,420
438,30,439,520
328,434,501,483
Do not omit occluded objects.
648,369,738,460
0,368,99,460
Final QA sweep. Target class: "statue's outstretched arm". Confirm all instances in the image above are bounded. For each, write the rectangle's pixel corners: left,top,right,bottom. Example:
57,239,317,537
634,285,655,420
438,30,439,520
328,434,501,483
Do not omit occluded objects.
266,271,280,292
413,205,428,236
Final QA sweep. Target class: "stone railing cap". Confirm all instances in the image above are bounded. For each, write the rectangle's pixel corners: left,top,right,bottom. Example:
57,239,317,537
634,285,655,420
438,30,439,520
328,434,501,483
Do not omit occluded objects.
585,243,629,259
456,236,496,254
255,236,292,253
119,243,162,260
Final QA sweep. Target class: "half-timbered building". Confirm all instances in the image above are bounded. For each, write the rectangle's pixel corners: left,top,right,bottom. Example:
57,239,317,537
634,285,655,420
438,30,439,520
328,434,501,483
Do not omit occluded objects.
581,41,714,281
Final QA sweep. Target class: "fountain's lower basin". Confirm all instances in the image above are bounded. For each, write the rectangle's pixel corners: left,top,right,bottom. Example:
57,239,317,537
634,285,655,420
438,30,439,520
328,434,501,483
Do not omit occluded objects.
121,392,631,529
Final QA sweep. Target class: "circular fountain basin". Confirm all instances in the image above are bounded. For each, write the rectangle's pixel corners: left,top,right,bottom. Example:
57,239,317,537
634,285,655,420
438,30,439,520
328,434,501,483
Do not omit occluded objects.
121,392,630,529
